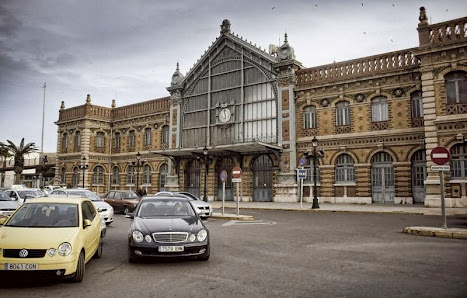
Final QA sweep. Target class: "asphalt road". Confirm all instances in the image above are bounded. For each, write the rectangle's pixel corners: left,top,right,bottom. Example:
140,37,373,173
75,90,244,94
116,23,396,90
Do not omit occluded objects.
1,210,467,297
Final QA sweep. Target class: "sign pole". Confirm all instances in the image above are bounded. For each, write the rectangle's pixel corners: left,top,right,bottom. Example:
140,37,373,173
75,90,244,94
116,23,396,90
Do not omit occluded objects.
440,171,447,229
222,181,225,215
236,183,240,216
300,170,304,210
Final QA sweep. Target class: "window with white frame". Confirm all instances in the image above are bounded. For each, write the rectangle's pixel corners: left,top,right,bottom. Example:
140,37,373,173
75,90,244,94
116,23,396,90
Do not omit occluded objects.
142,164,151,184
304,158,320,184
303,106,317,129
159,163,168,190
445,71,467,104
92,165,105,184
162,126,169,144
411,91,424,118
127,165,135,184
371,97,389,122
144,128,152,146
96,132,105,148
112,166,120,185
451,143,467,179
335,154,355,183
336,101,350,126
129,130,136,148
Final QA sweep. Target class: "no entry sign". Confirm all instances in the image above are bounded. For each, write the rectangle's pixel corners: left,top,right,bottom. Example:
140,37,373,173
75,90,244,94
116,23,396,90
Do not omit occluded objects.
431,147,450,165
232,166,242,178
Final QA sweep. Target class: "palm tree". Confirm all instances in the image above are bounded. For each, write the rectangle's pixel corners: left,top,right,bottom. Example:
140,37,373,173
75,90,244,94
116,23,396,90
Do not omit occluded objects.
1,138,38,184
0,145,11,187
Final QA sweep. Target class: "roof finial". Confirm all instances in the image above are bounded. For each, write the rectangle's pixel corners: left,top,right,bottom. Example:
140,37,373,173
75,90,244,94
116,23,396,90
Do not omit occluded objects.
419,7,428,24
176,61,179,71
284,32,288,44
111,99,116,108
86,94,91,103
220,19,231,34
60,101,65,109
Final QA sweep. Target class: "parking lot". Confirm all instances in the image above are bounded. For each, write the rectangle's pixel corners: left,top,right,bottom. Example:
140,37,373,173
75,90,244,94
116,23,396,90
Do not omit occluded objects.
1,209,467,297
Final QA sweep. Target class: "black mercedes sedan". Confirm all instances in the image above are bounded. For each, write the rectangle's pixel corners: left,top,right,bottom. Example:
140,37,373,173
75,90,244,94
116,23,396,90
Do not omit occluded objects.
127,196,210,262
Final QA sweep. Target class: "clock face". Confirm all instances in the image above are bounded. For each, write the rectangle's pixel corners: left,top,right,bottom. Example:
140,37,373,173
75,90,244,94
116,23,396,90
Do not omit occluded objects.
219,108,231,123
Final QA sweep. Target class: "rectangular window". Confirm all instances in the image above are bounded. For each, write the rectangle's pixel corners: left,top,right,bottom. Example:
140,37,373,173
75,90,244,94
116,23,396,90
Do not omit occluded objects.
372,101,389,122
336,107,350,126
96,132,105,148
129,131,135,147
304,110,317,129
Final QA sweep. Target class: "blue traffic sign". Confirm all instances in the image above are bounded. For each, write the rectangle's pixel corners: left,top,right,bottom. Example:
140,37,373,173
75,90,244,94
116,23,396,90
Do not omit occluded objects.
299,157,307,167
297,169,306,179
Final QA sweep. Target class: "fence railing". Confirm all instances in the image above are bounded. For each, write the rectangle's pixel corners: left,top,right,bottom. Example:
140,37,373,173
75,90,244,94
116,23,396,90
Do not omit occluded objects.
429,17,467,47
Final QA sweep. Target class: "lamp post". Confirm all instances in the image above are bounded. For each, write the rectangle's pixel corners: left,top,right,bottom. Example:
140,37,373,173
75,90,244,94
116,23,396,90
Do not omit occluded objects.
310,136,324,209
40,155,48,188
203,146,209,202
132,152,145,191
80,156,88,188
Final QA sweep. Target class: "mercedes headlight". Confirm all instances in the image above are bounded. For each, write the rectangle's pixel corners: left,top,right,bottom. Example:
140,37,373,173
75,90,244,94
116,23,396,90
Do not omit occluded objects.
58,242,72,256
145,235,152,243
197,229,207,242
189,234,196,242
132,230,144,243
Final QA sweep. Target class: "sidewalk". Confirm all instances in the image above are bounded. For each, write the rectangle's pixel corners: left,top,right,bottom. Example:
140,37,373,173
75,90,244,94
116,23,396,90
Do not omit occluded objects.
210,201,467,240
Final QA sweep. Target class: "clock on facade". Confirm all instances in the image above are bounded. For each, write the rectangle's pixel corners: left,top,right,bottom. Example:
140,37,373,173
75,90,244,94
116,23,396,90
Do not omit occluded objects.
219,108,232,123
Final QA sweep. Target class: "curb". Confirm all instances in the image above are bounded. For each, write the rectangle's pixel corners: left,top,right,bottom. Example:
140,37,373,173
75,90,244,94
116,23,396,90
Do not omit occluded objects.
214,206,425,215
211,213,254,221
403,226,467,240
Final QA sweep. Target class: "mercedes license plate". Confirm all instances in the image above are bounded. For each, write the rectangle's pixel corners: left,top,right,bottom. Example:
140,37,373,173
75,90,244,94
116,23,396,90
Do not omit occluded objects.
158,246,184,252
5,263,39,271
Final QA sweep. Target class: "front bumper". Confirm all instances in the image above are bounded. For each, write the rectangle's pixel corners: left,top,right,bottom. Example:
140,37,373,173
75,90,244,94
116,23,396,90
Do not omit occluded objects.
0,252,79,276
129,242,209,258
99,209,114,224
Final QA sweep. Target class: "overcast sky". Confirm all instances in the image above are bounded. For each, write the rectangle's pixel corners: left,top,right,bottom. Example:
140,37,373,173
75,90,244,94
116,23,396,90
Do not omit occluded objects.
1,0,466,153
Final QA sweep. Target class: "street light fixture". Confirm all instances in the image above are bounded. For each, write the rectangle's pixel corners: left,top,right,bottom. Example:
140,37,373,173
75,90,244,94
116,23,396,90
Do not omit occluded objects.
203,146,209,202
132,152,145,192
79,157,89,188
310,136,324,209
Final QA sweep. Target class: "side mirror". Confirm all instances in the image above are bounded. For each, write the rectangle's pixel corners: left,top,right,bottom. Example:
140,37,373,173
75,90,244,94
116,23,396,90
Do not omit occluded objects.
83,219,92,228
23,194,35,202
0,217,7,226
126,213,134,219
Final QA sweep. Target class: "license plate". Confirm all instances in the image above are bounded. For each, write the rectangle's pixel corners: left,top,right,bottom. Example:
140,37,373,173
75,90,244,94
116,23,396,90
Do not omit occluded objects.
5,263,39,271
158,246,184,252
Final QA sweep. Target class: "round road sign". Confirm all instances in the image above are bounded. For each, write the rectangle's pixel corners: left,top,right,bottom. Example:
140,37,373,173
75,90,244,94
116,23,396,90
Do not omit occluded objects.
431,146,450,165
220,170,228,182
232,166,242,179
299,157,307,167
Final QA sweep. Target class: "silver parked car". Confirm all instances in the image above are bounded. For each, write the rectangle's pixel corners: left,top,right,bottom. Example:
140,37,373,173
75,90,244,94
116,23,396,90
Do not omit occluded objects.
0,191,20,217
4,188,46,204
155,191,212,219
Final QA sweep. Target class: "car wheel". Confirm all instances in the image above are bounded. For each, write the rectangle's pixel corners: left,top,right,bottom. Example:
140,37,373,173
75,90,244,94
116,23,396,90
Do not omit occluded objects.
123,206,130,215
93,239,103,259
198,246,210,261
71,251,85,282
128,246,138,263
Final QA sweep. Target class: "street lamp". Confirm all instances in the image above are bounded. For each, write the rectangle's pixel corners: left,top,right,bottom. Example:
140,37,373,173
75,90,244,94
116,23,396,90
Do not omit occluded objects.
132,152,145,191
309,136,324,209
79,157,89,188
40,155,48,188
203,146,209,202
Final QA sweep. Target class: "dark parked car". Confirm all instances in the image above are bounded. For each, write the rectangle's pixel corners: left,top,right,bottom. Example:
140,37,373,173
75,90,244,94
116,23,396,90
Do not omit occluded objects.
102,190,141,215
127,196,210,263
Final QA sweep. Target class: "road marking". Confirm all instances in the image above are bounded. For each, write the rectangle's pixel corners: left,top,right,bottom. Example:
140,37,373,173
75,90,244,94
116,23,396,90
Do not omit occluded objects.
221,220,277,226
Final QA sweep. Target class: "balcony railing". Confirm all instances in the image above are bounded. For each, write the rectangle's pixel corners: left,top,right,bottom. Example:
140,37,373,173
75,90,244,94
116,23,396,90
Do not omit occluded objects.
429,17,467,47
296,48,420,86
372,121,390,131
446,103,467,115
336,125,351,134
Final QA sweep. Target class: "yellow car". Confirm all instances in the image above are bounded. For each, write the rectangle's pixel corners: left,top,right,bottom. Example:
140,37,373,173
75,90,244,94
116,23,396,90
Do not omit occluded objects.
0,197,103,282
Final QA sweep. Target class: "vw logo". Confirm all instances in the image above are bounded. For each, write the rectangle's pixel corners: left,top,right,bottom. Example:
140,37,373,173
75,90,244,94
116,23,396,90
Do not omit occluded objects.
19,249,28,258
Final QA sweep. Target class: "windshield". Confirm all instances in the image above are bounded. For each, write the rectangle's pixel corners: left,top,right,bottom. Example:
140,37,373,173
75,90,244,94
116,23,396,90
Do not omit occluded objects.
122,192,140,199
18,190,45,199
0,192,11,201
5,203,79,227
68,190,102,201
138,199,195,217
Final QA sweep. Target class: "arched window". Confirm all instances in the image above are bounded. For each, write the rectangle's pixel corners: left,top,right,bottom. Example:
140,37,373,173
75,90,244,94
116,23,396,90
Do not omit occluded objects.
92,165,105,184
74,131,81,148
111,166,120,185
335,154,355,183
72,167,79,188
127,165,135,184
371,97,389,122
144,128,152,146
451,143,467,179
62,133,68,150
159,163,168,191
304,157,320,184
336,101,350,126
113,132,121,149
303,106,317,129
60,167,66,185
162,126,169,144
96,132,105,148
142,164,151,184
128,130,136,148
445,71,467,104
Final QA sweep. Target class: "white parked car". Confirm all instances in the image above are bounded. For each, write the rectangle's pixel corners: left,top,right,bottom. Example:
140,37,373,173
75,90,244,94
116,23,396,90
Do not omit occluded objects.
4,188,46,204
0,191,20,217
155,191,212,219
49,189,114,225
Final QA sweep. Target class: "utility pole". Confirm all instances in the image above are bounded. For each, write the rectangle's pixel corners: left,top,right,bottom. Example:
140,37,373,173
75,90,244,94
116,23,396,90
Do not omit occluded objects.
41,82,46,154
